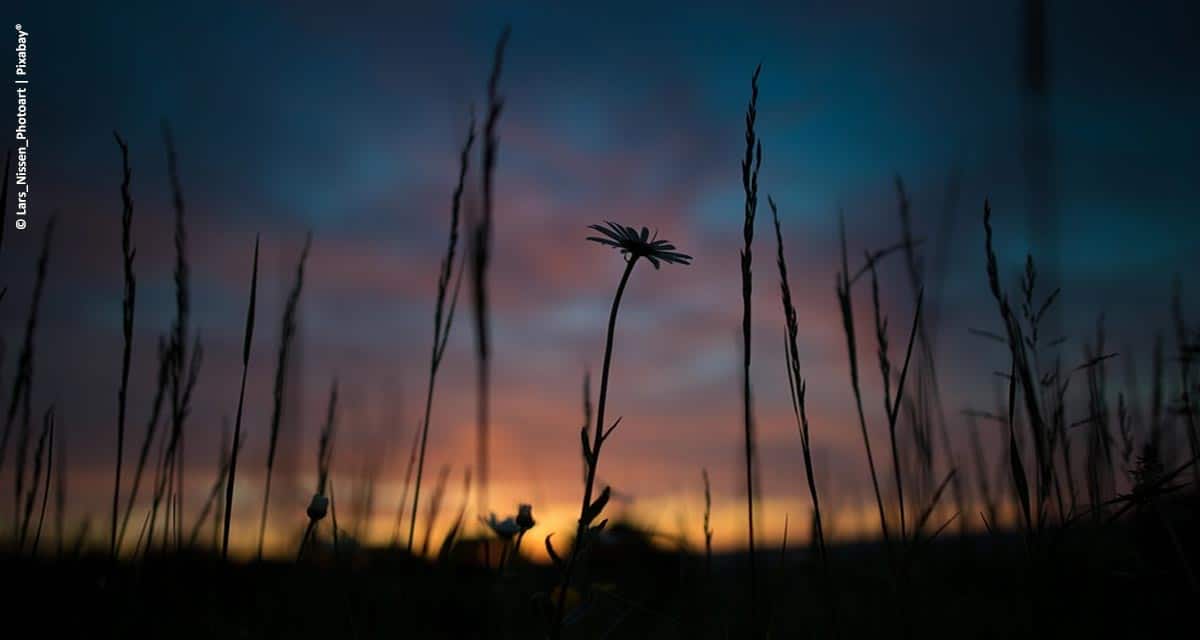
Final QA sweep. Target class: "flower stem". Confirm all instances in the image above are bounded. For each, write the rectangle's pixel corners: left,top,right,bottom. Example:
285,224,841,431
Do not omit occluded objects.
553,255,638,638
407,365,441,554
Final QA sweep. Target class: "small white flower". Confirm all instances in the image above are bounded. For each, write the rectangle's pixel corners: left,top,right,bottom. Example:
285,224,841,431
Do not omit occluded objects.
483,513,522,540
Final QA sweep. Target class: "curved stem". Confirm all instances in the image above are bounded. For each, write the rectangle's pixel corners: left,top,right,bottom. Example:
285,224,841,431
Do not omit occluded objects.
407,369,439,554
553,256,638,638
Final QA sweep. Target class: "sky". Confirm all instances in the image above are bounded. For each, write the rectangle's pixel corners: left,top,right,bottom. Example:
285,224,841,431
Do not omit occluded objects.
1,0,1198,556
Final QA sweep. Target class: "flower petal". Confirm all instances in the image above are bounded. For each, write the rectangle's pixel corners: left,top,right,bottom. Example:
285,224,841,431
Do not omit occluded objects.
587,237,622,248
588,224,621,241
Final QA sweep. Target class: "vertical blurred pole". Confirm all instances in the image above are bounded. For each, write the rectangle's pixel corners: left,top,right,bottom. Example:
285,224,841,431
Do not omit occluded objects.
1023,0,1060,333
1022,3,1057,625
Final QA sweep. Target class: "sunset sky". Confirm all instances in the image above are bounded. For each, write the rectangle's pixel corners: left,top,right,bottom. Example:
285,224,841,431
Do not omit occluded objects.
3,0,1198,555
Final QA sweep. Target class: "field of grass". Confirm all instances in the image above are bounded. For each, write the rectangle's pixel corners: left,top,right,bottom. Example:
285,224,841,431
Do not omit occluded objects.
1,24,1198,640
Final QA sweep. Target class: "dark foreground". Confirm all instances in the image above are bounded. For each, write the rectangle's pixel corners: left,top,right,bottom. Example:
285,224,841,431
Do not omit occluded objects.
4,506,1199,640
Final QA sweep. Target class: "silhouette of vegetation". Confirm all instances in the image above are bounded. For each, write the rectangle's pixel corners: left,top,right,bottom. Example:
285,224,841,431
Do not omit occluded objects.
1,19,1199,640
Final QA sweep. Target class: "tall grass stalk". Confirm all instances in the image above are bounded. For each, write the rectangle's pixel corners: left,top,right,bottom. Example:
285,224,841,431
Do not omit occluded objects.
894,177,966,527
31,410,54,555
1017,253,1065,522
0,326,5,410
325,477,360,640
866,257,925,545
117,335,170,548
353,458,379,544
4,216,54,529
470,26,510,519
192,419,236,549
867,260,907,539
835,214,892,554
257,233,311,559
407,116,474,553
391,426,420,547
221,235,259,559
298,381,338,562
420,463,450,557
437,467,472,562
983,201,1053,534
329,477,342,556
111,131,137,558
190,455,228,549
702,468,713,580
136,420,169,555
738,64,763,625
54,420,66,555
580,372,592,485
162,122,201,549
1149,334,1165,456
19,407,53,550
18,403,51,549
145,333,202,554
1082,318,1116,516
770,196,834,600
1171,281,1199,487
71,518,92,558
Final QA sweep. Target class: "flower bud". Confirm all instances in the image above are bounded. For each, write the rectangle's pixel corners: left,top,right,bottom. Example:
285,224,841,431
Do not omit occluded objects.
307,493,329,521
516,504,535,531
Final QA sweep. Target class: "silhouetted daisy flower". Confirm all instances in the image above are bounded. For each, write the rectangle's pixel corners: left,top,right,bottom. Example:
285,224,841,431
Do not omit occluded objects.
587,221,693,269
